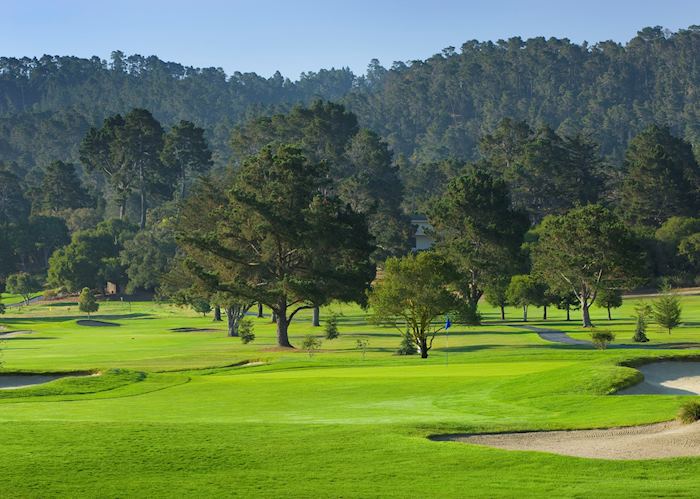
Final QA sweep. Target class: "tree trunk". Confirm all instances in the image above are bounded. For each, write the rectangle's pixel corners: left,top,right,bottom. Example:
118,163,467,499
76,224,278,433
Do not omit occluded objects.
226,306,239,337
543,305,547,320
566,305,571,321
213,306,222,322
181,169,187,200
275,301,292,347
139,186,147,229
500,305,505,321
312,306,320,327
522,305,528,322
607,307,611,320
581,301,593,327
257,303,263,318
119,201,126,220
271,311,277,323
419,336,428,359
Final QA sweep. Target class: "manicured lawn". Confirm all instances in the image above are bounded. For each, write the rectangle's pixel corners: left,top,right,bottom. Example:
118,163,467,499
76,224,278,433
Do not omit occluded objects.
1,296,700,497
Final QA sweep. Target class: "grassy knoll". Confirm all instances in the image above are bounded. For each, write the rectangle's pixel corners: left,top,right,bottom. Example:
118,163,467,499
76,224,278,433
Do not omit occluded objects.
1,296,700,497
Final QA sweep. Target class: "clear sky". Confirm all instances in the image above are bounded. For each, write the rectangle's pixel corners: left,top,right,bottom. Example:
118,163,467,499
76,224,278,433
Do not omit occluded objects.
3,1,699,78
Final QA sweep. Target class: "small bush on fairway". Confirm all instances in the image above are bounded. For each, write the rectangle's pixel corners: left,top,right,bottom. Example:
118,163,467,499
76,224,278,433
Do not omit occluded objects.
396,332,417,355
590,330,615,349
78,288,99,318
654,287,682,334
301,335,321,357
324,314,339,340
632,303,652,342
355,338,369,360
239,320,255,344
678,401,700,424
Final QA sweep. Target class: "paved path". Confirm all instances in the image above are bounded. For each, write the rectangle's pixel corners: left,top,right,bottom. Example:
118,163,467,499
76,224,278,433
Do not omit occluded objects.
5,295,43,308
513,324,700,350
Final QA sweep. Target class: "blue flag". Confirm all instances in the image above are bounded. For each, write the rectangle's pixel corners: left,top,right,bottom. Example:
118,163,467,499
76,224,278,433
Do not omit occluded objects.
445,316,451,330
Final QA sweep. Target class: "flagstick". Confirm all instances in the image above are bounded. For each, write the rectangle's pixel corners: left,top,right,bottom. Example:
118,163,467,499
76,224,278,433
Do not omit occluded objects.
445,329,449,367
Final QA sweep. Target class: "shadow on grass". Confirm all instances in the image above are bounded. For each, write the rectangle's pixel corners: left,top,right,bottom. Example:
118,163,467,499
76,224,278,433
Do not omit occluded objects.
1,313,151,324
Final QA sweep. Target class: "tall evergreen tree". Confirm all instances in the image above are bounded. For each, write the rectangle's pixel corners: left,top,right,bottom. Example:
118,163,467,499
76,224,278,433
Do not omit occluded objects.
38,161,91,213
161,120,213,199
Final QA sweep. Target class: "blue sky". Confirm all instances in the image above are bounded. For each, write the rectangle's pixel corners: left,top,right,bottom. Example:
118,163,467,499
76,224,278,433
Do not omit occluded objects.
3,1,699,78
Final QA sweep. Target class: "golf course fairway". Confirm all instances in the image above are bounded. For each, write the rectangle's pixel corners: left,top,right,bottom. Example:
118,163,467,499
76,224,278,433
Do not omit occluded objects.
2,297,700,497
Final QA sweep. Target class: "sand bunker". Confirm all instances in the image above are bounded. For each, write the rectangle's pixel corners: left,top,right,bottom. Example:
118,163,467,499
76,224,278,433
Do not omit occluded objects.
617,361,700,395
0,330,34,338
77,320,120,327
0,373,93,390
433,421,700,460
170,327,221,333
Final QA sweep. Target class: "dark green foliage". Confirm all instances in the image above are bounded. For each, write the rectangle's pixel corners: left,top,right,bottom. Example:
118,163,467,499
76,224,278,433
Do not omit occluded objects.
239,320,255,344
396,332,417,356
78,287,99,317
48,219,136,292
678,401,700,424
428,168,529,324
5,272,39,305
324,314,339,340
653,288,682,334
595,288,623,320
506,275,545,322
176,145,375,348
620,125,700,227
161,120,213,199
191,298,211,317
120,222,176,293
231,102,409,259
590,330,615,350
484,276,509,320
532,204,645,327
37,161,91,213
632,303,652,343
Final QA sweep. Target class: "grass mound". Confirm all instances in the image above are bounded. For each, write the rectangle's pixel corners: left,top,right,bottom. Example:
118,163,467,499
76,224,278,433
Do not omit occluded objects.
678,401,700,424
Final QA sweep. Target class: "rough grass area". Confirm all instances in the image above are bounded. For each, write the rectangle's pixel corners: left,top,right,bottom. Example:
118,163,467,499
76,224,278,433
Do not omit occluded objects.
2,297,700,496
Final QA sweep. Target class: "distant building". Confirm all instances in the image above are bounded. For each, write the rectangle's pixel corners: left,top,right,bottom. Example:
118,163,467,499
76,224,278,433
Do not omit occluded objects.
410,214,434,251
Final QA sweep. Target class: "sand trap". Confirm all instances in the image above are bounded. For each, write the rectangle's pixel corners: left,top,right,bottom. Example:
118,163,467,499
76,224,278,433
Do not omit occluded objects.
0,330,34,338
77,320,120,327
0,373,93,390
617,361,700,395
433,421,700,460
170,327,221,333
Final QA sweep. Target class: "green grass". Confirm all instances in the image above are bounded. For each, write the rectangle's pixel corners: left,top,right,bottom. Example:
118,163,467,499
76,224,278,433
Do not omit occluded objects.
2,295,700,497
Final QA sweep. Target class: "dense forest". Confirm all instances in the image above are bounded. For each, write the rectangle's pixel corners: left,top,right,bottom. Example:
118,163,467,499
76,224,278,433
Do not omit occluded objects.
1,25,699,187
2,25,700,322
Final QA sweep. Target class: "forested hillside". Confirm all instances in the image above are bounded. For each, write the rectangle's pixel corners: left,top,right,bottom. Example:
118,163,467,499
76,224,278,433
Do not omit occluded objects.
1,25,699,185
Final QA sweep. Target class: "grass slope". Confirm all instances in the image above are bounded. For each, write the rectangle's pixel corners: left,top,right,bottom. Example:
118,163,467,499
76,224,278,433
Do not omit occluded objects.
1,297,700,497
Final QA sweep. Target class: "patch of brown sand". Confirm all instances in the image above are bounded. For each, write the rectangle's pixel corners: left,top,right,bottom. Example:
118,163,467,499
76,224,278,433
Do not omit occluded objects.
433,421,700,460
0,330,34,338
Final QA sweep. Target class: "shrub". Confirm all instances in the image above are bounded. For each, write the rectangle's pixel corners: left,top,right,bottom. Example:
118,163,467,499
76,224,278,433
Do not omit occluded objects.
355,338,369,360
653,287,682,334
632,303,652,343
239,320,255,344
678,401,700,424
78,287,99,318
301,335,322,357
590,330,615,350
324,313,339,340
396,332,417,355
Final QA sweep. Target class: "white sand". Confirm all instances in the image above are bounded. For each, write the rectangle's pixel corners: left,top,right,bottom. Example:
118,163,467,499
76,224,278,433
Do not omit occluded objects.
436,421,700,460
0,374,68,390
617,361,700,395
